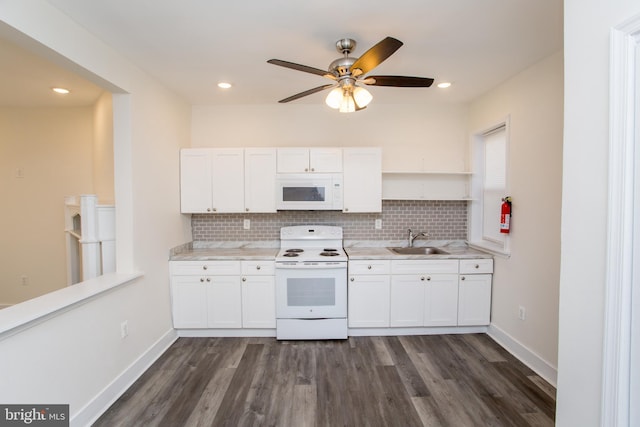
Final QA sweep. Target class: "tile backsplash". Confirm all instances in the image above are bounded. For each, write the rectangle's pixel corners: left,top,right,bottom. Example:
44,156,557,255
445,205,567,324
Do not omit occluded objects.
192,200,467,242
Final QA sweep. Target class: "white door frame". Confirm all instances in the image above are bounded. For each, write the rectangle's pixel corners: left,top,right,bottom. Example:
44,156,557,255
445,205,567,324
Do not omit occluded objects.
602,12,640,427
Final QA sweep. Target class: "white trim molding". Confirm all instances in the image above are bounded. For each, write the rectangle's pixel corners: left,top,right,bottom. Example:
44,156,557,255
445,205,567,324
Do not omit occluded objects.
602,12,640,427
487,324,557,387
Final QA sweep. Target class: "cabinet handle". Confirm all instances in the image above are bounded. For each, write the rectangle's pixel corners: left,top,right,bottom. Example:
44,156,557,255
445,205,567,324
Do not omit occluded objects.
242,277,247,282
367,265,372,270
256,265,261,270
421,276,425,281
350,277,355,282
206,278,211,282
203,265,208,270
461,276,466,281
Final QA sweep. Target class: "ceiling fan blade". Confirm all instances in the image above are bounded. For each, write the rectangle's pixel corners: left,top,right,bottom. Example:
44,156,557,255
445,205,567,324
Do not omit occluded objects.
267,59,336,79
350,37,403,76
364,75,435,87
277,84,336,103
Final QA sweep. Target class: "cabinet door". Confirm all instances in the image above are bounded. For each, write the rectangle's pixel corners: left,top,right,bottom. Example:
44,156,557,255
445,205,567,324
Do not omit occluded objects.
206,276,242,328
180,149,213,213
458,274,492,326
241,275,276,328
171,276,207,328
310,148,343,172
390,275,424,327
211,149,244,212
277,148,310,173
348,275,391,328
424,274,459,326
343,148,382,212
244,148,277,213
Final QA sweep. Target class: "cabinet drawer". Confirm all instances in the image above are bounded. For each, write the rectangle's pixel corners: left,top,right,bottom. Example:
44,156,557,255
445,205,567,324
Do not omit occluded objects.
349,260,391,275
459,259,493,274
241,260,275,275
391,259,458,274
171,260,241,276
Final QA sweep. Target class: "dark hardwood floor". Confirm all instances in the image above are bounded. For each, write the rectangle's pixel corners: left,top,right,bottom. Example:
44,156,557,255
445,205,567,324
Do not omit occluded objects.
94,334,556,426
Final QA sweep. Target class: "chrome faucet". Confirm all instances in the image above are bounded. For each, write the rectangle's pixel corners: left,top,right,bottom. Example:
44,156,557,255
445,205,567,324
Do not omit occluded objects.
407,228,429,247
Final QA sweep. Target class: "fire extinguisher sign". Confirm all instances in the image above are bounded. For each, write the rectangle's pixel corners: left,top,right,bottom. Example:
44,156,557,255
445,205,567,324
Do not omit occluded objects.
500,196,512,234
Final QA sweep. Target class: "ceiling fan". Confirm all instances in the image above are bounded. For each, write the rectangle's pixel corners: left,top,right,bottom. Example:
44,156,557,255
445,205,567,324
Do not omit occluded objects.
267,36,434,113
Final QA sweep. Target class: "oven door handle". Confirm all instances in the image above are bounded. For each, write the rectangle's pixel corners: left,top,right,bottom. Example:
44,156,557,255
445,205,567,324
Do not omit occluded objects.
276,262,347,270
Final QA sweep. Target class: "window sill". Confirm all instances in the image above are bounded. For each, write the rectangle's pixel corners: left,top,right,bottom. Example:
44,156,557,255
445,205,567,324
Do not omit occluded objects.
468,241,511,258
0,272,143,339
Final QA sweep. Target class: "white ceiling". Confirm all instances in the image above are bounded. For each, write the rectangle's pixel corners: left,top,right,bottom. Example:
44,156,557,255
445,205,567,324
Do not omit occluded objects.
3,0,563,108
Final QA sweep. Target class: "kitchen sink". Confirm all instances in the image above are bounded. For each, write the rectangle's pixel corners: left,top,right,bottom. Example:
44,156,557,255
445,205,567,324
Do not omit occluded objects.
388,247,450,255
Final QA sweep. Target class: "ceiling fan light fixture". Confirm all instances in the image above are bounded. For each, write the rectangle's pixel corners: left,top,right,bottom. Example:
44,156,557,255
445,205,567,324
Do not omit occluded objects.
353,86,372,108
325,87,343,109
339,94,355,113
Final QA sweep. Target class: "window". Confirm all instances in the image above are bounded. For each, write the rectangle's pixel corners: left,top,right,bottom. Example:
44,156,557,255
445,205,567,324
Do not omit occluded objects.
469,121,510,256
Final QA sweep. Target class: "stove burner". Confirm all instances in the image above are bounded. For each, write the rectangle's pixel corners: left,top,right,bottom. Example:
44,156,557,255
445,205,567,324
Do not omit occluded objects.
285,249,304,253
282,252,299,257
320,251,340,256
323,248,338,252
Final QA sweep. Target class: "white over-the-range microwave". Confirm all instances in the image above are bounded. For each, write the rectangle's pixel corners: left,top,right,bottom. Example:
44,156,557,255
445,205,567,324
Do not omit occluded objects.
275,173,343,210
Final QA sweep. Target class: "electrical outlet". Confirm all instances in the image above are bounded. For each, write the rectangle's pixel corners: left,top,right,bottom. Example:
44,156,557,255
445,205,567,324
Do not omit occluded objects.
243,219,250,230
120,320,129,338
518,306,526,320
20,275,29,286
15,168,25,179
374,219,382,230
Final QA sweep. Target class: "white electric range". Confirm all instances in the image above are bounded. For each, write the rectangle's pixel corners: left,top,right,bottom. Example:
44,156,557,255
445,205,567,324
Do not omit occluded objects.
275,225,348,340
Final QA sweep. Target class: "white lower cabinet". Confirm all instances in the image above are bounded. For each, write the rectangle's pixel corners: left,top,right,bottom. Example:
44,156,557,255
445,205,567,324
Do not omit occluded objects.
389,259,471,328
240,261,276,328
348,260,391,328
171,260,276,329
457,274,492,326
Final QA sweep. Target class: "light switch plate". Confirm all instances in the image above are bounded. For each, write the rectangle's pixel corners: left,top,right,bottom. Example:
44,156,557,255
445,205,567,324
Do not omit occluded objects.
243,219,250,230
375,219,382,230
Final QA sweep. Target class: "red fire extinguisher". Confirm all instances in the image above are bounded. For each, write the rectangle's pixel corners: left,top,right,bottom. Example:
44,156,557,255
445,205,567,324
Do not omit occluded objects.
500,196,512,234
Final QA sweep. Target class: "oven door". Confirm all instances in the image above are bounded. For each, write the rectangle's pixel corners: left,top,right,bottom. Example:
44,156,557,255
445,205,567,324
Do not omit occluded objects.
275,263,347,319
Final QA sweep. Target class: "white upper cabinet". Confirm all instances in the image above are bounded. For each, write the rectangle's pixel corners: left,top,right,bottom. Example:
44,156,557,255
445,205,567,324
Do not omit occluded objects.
244,148,277,213
180,148,244,213
180,149,213,213
277,148,343,173
343,147,382,212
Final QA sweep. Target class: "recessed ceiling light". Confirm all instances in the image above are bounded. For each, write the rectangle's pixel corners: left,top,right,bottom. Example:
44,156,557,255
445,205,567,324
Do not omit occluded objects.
217,82,232,89
437,82,452,89
52,87,70,94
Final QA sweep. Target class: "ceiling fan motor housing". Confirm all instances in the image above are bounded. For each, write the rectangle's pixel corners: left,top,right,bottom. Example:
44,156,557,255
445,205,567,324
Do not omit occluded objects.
335,38,356,54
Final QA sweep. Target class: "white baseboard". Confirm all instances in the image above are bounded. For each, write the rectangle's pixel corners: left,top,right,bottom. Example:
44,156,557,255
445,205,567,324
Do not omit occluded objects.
487,324,557,387
71,328,178,427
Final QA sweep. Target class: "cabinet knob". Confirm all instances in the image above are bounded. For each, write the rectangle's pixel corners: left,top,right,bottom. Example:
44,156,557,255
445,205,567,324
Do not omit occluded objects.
344,208,349,212
427,276,431,281
212,208,217,212
246,208,249,212
461,276,466,281
311,168,315,172
475,264,480,269
421,276,425,281
206,278,211,282
367,265,372,270
207,208,211,212
256,265,261,270
203,265,208,270
350,277,355,282
242,277,246,282
305,168,309,172
200,278,204,282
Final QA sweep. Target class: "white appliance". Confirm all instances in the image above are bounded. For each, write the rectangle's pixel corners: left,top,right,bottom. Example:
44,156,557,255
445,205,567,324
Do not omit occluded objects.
275,173,343,210
275,225,348,340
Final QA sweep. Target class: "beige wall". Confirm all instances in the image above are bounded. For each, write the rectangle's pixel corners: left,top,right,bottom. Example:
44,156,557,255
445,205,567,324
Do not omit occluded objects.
0,106,94,304
93,92,114,204
191,103,469,172
468,51,564,376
